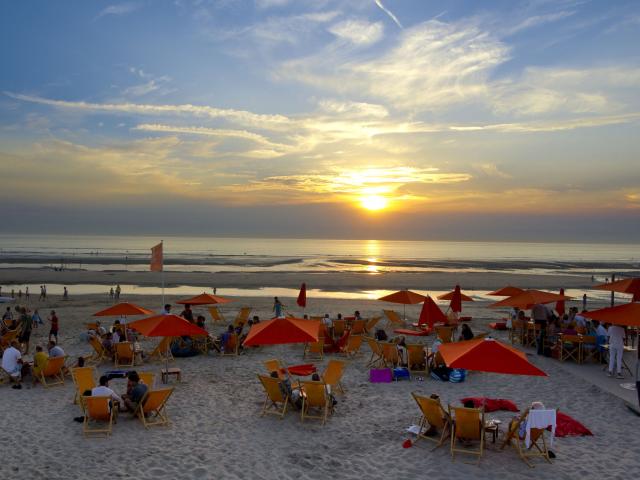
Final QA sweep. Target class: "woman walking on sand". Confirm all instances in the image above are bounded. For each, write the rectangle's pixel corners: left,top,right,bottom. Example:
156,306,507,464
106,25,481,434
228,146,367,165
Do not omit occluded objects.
273,297,284,318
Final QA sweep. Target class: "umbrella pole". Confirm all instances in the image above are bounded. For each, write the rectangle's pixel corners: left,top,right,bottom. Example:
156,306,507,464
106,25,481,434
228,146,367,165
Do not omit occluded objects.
164,341,170,384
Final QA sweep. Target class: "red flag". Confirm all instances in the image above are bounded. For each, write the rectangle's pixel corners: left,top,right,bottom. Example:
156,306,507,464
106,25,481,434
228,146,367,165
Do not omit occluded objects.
150,242,163,272
297,282,307,308
555,288,565,316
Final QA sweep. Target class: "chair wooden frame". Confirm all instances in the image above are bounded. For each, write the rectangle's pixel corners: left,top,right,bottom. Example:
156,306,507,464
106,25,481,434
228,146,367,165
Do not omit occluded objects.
411,393,451,449
350,319,366,334
114,342,135,367
82,396,114,437
300,380,330,425
500,408,554,468
233,307,252,329
407,344,428,375
341,334,363,357
383,310,405,327
580,335,600,363
366,337,384,368
303,338,324,360
71,366,97,404
559,334,582,363
381,342,400,368
37,355,67,388
364,316,382,334
136,387,174,428
221,333,239,356
257,374,289,419
332,319,346,339
87,335,108,365
149,336,175,362
449,405,485,463
139,371,155,389
322,359,346,395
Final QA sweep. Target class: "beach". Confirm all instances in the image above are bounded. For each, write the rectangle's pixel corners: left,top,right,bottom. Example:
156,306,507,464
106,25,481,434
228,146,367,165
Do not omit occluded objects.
2,283,639,479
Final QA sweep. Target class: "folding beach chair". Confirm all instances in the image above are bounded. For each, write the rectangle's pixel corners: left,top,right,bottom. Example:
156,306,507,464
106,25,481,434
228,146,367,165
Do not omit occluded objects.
114,342,135,367
257,374,289,419
300,380,331,425
149,336,175,362
87,335,108,365
381,342,400,368
221,333,239,356
559,334,582,363
36,355,66,388
139,371,155,389
332,319,346,339
83,396,114,437
304,337,324,360
233,307,252,329
364,316,382,334
411,393,451,449
322,359,346,395
136,388,174,428
581,335,600,363
449,405,485,463
383,310,405,327
435,326,454,343
208,306,226,323
407,344,428,375
340,334,363,357
501,408,555,468
350,319,366,334
71,366,97,404
366,337,384,368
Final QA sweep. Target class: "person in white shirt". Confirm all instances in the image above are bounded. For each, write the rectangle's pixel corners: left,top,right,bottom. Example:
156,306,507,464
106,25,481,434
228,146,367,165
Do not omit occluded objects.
91,375,123,409
1,341,23,389
574,313,587,329
607,324,626,379
48,341,65,358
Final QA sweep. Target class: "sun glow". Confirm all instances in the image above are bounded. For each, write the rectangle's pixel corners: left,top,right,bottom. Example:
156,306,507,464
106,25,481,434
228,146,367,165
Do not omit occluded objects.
361,195,388,211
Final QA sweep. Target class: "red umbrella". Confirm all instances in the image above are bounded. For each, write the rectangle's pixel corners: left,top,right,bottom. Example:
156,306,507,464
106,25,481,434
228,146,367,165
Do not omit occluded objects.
583,302,640,327
176,293,233,305
297,283,307,308
379,290,426,321
593,278,640,302
243,317,320,347
555,288,566,317
417,296,447,329
93,302,154,317
487,286,524,297
489,289,573,310
437,285,473,313
128,314,208,337
438,337,547,376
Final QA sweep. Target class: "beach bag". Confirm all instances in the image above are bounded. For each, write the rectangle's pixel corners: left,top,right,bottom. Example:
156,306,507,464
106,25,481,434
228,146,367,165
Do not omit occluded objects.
393,367,411,381
369,368,393,383
430,366,450,382
449,369,466,383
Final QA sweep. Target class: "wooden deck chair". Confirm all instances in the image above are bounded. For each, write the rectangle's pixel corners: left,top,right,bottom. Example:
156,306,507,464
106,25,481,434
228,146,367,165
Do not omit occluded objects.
1,329,19,351
524,323,540,348
350,319,366,334
381,342,400,367
501,408,555,467
208,306,226,323
332,319,346,339
37,355,66,388
222,333,239,356
86,322,98,331
86,335,108,365
411,393,451,449
233,307,252,329
322,359,346,395
581,335,600,363
136,387,174,428
114,342,135,367
300,380,330,425
383,310,404,327
366,337,384,367
435,326,454,343
365,316,382,334
559,334,582,363
139,372,155,389
71,366,97,404
449,405,485,463
303,338,324,360
257,374,289,419
83,396,114,437
192,334,212,355
149,336,174,362
510,319,526,345
341,334,363,357
407,345,428,374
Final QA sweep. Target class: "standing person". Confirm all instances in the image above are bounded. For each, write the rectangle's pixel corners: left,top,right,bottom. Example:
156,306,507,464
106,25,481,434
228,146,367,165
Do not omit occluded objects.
63,287,69,300
582,294,587,311
39,285,44,301
48,310,59,342
607,324,626,379
273,297,283,318
115,284,121,300
109,287,114,300
161,304,171,315
25,286,29,300
180,303,194,323
43,284,47,299
213,287,217,295
31,308,43,328
18,307,33,354
531,302,551,355
3,306,13,323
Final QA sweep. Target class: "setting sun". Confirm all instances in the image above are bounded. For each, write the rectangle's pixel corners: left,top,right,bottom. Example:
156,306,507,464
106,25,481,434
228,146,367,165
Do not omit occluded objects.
361,195,388,211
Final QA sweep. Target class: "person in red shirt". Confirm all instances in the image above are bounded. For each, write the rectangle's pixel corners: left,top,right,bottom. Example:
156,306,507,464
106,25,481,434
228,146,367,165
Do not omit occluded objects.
48,310,59,342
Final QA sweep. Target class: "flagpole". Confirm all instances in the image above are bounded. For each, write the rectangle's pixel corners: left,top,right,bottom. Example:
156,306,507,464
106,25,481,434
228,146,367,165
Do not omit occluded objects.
161,240,165,307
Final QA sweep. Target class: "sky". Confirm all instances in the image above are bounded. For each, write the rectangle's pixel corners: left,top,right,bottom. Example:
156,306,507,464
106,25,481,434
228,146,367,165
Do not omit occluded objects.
1,0,639,241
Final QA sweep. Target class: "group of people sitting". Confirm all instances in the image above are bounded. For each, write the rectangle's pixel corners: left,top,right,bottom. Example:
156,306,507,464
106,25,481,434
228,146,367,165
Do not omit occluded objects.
269,369,336,411
1,339,67,389
75,371,147,420
2,305,59,355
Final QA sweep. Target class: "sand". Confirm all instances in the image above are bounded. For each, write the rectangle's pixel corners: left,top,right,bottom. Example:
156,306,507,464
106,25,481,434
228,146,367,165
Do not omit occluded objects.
1,288,639,479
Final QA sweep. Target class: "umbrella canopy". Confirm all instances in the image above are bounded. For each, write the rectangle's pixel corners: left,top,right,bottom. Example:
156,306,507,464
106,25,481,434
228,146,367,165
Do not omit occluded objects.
438,285,473,313
593,278,640,302
128,314,208,337
93,302,154,317
555,288,566,316
438,337,547,376
378,290,426,304
297,282,307,308
417,296,447,328
176,293,233,305
583,302,640,327
487,286,524,297
242,317,320,347
489,289,573,310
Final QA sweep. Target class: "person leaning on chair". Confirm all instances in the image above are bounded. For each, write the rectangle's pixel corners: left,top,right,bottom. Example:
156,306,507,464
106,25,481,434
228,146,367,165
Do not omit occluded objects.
531,303,553,355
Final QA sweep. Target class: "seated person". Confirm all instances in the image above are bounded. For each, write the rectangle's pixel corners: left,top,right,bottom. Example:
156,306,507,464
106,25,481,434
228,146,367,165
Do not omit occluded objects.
31,345,49,383
95,321,107,337
196,315,206,329
396,336,408,367
48,341,65,358
219,325,236,352
252,315,260,324
271,370,302,409
422,394,448,436
512,401,549,441
458,324,474,341
92,375,124,410
311,372,336,407
122,371,148,413
574,311,588,330
1,340,24,389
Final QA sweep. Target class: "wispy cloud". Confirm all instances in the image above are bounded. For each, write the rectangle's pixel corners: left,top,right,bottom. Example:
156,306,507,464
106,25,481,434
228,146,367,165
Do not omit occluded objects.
505,10,575,35
374,0,403,29
328,19,384,46
96,2,141,20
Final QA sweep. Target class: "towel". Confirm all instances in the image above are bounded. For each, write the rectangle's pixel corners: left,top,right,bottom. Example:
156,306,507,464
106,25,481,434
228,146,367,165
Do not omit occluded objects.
525,409,556,448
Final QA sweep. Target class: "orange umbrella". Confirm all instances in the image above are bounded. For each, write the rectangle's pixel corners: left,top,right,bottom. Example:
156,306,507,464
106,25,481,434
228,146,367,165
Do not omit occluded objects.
297,283,307,308
593,278,640,302
379,289,426,321
487,286,524,297
93,302,154,317
176,293,233,305
438,337,547,376
583,302,640,327
128,314,208,337
243,317,320,347
555,288,566,317
489,289,573,310
417,296,447,329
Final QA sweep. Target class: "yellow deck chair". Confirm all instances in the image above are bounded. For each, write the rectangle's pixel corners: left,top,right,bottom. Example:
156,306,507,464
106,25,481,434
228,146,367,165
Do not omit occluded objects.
83,396,114,437
412,393,451,449
303,338,324,360
300,380,330,425
407,345,428,374
208,306,226,323
1,329,19,351
449,405,485,463
139,372,155,389
350,319,366,334
264,359,284,377
501,408,555,467
222,333,239,356
71,366,97,404
381,342,400,367
341,334,363,357
322,359,346,395
332,319,346,339
114,342,135,367
366,337,384,368
510,319,526,345
365,316,382,334
87,335,108,365
149,336,174,362
257,374,289,419
383,310,405,326
137,387,174,428
233,307,252,329
37,355,66,388
435,326,454,343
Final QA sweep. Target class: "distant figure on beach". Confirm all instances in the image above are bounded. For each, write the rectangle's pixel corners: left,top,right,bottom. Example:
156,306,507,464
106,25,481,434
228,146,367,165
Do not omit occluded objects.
25,287,29,299
115,284,121,300
43,285,47,299
63,287,68,300
591,275,595,282
32,309,43,328
273,297,283,318
582,294,587,311
109,287,114,299
213,287,217,295
48,310,59,342
11,289,14,298
39,285,44,300
18,289,22,299
162,304,171,315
